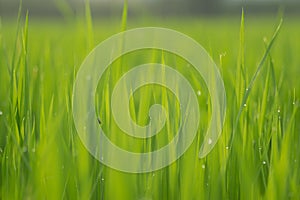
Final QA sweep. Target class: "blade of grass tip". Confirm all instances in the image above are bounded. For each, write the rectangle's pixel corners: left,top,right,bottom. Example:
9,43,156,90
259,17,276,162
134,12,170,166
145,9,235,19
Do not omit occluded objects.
10,0,23,105
11,0,23,72
23,11,30,114
112,0,128,79
235,8,246,106
229,18,283,150
121,0,128,32
239,9,245,76
85,0,94,50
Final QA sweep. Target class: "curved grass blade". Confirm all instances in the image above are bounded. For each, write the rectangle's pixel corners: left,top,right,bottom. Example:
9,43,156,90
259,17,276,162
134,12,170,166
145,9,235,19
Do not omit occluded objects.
229,18,283,150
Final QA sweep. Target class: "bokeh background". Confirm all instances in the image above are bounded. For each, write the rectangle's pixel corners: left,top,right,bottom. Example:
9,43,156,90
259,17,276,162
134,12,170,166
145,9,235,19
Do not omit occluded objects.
1,0,300,18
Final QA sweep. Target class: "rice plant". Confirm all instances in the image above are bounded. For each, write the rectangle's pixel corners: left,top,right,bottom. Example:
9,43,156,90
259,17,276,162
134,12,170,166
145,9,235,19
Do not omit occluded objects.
0,1,299,199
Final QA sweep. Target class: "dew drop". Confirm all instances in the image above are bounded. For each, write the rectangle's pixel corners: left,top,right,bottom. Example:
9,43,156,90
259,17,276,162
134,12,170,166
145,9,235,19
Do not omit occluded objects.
263,37,268,43
101,178,104,181
197,90,201,96
208,138,213,145
0,111,2,116
0,148,2,153
262,161,266,165
277,109,280,113
243,104,247,107
293,102,295,105
225,146,229,150
202,164,205,169
246,88,249,91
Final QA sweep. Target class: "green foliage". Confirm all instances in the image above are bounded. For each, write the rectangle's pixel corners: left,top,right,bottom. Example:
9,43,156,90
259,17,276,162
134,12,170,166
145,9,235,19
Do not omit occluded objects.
0,7,299,200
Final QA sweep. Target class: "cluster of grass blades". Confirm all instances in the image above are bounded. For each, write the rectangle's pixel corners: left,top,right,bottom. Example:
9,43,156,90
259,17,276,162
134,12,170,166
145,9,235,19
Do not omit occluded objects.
0,0,299,199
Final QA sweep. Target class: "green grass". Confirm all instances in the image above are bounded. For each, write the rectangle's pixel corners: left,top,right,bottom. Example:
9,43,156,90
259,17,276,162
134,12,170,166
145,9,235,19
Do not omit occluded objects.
0,4,300,200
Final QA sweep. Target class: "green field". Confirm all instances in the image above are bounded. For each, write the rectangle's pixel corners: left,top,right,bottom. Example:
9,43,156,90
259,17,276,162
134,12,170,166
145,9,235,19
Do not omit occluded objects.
0,4,300,200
